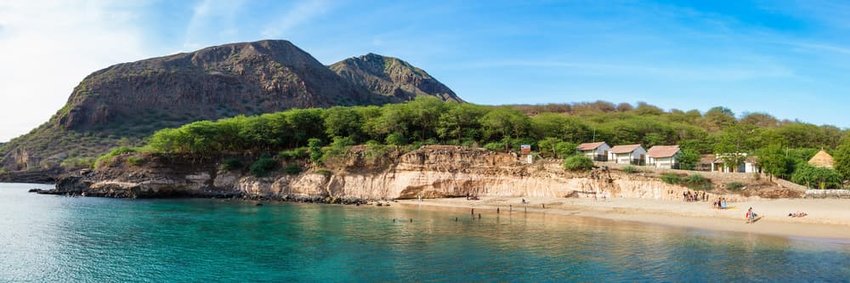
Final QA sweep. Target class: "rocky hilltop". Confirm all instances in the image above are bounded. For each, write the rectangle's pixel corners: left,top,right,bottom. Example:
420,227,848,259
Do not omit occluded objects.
330,53,462,102
42,146,798,202
1,40,459,175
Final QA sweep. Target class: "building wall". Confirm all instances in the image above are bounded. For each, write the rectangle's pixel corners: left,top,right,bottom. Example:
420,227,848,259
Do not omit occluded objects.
648,155,678,169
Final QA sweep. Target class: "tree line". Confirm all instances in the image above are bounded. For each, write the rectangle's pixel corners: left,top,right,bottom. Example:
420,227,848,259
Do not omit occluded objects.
131,97,849,188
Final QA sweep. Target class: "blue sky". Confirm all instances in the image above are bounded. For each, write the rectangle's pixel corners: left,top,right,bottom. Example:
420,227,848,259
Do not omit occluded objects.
2,0,850,141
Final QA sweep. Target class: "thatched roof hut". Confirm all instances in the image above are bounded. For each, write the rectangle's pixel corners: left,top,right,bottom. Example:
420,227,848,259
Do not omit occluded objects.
808,150,834,168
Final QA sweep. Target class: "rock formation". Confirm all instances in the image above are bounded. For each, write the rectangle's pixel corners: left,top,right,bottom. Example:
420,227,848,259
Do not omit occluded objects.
1,40,460,176
46,146,729,202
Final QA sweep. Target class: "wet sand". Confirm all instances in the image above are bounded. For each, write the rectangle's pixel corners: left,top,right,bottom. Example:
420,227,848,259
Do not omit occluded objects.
397,197,850,240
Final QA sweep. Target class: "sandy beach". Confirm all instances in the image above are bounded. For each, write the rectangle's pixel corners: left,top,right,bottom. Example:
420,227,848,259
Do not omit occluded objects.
397,197,850,241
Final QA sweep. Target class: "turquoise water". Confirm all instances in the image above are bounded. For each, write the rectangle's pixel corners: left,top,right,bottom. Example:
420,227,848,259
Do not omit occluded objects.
2,183,850,282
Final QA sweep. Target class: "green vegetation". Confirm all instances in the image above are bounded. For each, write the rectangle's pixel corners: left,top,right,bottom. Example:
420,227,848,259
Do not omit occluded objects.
660,173,683,185
791,163,842,189
284,164,303,175
661,173,713,190
94,146,138,169
81,97,850,188
563,156,594,171
249,155,278,177
127,156,145,166
220,158,243,171
622,165,640,174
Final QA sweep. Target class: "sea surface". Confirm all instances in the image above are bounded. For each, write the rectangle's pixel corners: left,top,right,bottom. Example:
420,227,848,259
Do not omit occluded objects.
2,183,850,282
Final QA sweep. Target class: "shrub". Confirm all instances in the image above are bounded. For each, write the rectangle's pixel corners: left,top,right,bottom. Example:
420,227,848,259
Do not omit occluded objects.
483,142,507,152
623,165,640,174
385,133,407,146
94,146,138,169
60,157,96,170
308,138,323,163
791,163,842,189
563,155,594,171
220,158,243,171
726,182,745,191
684,174,712,191
249,156,278,177
284,164,302,175
661,173,683,185
127,156,145,166
278,148,308,160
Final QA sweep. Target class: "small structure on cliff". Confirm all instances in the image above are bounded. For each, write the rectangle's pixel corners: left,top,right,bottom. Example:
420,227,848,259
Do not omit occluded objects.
646,145,681,169
607,144,646,165
577,142,610,161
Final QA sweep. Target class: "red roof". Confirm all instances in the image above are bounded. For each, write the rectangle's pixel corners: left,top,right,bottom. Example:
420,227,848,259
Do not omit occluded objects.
610,144,643,154
647,145,680,158
577,142,607,151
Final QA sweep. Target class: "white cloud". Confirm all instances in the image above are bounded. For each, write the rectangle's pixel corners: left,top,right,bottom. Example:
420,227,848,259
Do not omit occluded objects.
0,1,153,142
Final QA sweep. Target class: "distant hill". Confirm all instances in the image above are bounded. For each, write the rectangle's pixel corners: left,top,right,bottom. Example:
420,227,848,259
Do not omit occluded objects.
0,40,460,172
330,53,462,102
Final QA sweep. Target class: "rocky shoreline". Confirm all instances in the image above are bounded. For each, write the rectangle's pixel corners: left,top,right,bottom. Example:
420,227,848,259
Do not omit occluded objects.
24,146,804,207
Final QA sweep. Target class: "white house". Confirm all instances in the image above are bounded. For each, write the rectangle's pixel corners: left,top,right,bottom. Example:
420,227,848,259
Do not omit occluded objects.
646,145,680,169
577,142,610,161
608,144,646,165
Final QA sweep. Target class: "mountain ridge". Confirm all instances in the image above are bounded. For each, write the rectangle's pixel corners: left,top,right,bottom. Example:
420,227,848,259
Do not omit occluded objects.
0,40,461,173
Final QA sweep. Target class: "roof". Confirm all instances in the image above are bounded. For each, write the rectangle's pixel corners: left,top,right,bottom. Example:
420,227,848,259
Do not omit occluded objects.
647,145,680,158
610,144,643,154
699,154,716,164
808,150,834,168
577,142,607,151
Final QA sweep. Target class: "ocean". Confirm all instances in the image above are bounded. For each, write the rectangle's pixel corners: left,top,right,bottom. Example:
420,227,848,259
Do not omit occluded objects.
2,183,849,282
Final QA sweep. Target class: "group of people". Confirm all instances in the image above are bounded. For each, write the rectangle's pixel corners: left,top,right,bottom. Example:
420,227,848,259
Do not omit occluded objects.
683,190,707,202
713,197,729,209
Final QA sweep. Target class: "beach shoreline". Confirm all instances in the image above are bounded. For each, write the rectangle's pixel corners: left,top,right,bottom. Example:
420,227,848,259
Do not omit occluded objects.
396,197,850,241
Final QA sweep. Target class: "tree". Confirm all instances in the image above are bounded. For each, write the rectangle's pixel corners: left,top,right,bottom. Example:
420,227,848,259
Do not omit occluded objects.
678,149,700,170
308,138,323,164
791,163,842,189
479,108,531,143
755,145,793,181
537,137,562,158
833,138,850,180
323,107,364,141
703,106,736,131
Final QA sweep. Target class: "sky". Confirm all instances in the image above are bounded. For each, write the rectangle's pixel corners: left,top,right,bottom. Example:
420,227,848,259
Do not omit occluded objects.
2,0,850,142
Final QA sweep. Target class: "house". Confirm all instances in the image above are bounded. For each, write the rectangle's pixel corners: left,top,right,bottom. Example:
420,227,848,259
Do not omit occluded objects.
576,142,610,161
607,144,646,165
697,154,715,171
701,153,760,173
646,145,680,169
808,150,834,168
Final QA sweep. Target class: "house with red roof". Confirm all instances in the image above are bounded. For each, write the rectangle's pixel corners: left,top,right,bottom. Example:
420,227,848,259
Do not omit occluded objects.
576,142,610,161
646,145,681,169
607,144,646,165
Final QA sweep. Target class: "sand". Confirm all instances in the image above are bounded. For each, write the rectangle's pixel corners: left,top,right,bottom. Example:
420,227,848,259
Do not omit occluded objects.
397,197,850,241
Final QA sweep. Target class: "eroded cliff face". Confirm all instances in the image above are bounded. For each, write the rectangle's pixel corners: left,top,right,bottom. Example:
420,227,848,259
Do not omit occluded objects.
52,146,711,202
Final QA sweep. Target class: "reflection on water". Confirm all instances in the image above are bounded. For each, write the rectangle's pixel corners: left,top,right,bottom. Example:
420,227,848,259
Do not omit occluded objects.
1,183,849,282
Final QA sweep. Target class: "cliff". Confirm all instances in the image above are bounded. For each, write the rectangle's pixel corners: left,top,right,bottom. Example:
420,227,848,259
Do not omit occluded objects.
1,40,460,175
43,146,799,202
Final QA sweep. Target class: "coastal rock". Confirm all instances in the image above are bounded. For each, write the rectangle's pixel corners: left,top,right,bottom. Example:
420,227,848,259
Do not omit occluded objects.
51,145,741,203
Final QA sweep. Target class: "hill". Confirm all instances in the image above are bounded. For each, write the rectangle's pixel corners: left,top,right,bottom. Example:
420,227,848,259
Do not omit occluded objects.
330,53,462,102
0,40,460,173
